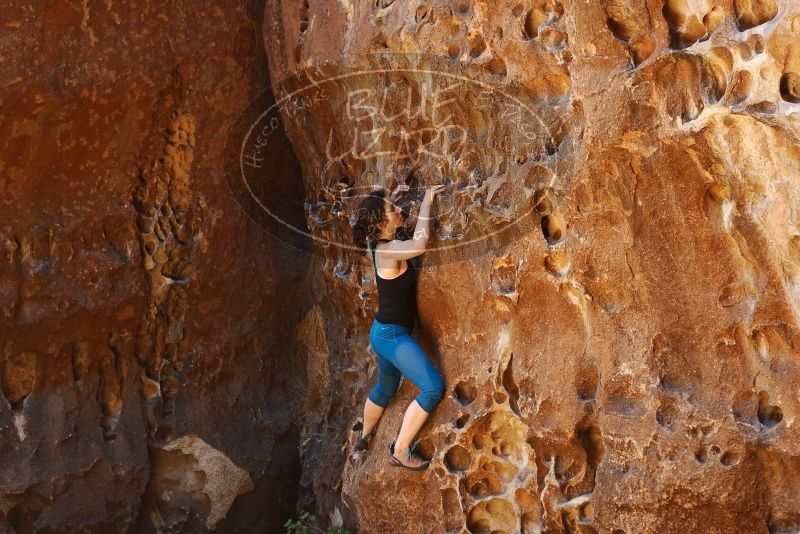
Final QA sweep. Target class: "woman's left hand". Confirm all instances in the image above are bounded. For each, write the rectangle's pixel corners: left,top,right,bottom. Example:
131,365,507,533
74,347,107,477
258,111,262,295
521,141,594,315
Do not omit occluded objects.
389,183,410,203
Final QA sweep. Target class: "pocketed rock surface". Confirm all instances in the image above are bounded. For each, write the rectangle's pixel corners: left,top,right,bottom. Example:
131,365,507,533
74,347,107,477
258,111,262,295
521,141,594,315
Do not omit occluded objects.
1,1,799,532
264,1,800,533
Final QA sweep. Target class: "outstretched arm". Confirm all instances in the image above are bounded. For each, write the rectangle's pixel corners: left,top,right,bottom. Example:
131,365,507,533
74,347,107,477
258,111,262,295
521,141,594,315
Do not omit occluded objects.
380,184,446,261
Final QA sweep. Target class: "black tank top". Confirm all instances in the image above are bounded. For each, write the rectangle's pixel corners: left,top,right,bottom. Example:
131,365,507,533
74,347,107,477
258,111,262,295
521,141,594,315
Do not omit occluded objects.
372,239,418,329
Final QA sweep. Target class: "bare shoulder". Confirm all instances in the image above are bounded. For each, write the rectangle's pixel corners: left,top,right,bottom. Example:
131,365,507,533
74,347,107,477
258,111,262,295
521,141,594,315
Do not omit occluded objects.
375,240,401,267
376,237,426,261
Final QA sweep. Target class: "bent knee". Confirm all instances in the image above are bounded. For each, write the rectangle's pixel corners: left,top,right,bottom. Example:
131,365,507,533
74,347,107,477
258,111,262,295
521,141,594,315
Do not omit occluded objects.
419,377,445,412
368,386,394,408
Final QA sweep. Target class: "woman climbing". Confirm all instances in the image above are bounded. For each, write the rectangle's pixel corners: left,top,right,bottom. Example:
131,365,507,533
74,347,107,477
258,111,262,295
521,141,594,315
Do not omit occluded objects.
352,181,447,471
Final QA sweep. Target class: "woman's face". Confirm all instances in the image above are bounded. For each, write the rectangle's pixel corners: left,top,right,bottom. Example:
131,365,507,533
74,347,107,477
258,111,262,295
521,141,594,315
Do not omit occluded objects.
382,198,403,232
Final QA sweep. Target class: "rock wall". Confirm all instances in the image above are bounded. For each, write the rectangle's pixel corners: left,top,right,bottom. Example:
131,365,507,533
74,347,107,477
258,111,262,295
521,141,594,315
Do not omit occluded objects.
263,0,800,533
0,2,309,532
2,0,799,531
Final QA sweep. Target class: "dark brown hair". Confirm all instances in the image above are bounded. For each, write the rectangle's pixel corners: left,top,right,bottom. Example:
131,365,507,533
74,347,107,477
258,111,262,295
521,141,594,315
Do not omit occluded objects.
352,188,387,251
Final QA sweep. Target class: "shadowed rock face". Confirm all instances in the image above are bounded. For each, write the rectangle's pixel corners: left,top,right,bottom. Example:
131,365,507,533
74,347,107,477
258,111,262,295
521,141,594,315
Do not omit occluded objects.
263,1,800,533
0,2,309,532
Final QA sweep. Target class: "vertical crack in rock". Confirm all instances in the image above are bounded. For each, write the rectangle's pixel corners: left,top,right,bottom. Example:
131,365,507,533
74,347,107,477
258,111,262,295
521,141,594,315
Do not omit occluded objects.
500,353,521,418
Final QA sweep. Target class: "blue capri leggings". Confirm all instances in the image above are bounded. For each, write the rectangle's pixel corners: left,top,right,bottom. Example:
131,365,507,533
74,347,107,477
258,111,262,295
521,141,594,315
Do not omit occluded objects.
368,318,445,414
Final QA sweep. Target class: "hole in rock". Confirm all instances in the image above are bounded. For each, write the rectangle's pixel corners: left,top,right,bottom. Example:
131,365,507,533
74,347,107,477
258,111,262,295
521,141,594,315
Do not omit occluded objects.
456,413,471,428
734,0,777,31
469,34,486,57
454,378,478,405
486,57,507,77
720,450,740,467
757,391,783,428
483,459,517,483
780,72,800,104
540,213,565,245
523,9,546,39
463,470,504,498
606,10,638,41
466,498,517,534
662,0,707,49
447,43,461,58
576,416,605,470
695,447,708,464
473,433,491,450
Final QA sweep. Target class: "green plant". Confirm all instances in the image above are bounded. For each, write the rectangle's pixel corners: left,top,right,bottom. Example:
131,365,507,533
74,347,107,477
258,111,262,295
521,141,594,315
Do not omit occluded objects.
284,510,351,534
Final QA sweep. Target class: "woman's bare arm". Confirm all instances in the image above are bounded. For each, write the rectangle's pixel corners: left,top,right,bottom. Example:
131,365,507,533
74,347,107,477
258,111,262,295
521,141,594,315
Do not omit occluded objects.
378,185,445,261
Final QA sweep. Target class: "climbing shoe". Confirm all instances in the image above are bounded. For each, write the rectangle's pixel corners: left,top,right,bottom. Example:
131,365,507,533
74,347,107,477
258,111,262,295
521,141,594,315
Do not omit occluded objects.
389,440,430,471
352,427,377,453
